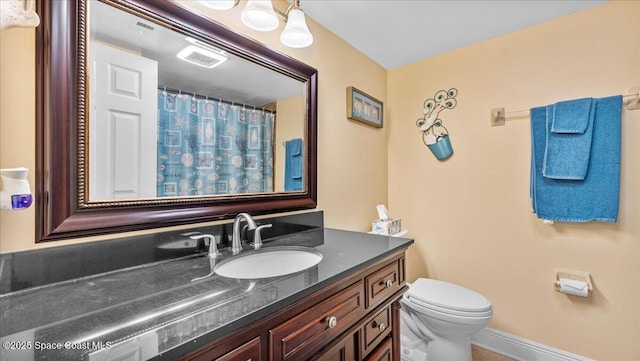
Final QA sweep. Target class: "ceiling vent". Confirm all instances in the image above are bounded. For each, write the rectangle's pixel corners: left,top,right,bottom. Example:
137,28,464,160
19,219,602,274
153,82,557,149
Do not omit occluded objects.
176,45,228,69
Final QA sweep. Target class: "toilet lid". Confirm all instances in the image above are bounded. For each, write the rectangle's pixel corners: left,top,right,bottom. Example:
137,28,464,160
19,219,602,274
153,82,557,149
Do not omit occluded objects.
406,278,492,313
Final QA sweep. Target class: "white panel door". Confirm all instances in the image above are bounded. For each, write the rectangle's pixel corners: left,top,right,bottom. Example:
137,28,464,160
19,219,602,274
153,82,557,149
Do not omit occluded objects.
89,42,158,200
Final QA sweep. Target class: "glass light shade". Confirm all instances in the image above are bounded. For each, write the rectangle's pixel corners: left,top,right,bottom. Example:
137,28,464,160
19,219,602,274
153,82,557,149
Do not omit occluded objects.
241,0,279,32
196,0,237,10
280,9,313,48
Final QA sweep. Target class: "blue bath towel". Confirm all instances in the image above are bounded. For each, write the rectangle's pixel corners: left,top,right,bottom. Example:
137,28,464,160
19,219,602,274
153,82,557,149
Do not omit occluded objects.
542,98,595,180
284,138,303,191
530,95,621,223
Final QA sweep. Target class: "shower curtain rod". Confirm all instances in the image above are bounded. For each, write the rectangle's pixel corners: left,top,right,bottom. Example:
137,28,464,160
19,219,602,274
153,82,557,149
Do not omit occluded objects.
159,86,276,114
490,87,639,126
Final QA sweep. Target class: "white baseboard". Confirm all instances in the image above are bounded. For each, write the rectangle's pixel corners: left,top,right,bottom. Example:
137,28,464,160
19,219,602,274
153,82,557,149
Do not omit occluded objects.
471,327,594,361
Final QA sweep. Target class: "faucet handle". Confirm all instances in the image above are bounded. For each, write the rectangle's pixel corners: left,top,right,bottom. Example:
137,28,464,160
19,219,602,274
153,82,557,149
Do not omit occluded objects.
252,224,273,250
189,234,219,258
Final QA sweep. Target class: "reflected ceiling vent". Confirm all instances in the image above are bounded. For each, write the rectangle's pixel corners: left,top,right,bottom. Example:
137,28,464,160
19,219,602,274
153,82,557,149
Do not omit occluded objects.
176,44,228,69
185,36,225,52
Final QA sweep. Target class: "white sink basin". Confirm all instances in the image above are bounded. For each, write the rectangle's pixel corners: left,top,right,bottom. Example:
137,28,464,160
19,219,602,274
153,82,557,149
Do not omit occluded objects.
214,246,323,279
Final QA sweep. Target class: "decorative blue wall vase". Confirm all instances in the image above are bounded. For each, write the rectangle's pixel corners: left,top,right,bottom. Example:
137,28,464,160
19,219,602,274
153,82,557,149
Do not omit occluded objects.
427,135,453,160
416,88,458,161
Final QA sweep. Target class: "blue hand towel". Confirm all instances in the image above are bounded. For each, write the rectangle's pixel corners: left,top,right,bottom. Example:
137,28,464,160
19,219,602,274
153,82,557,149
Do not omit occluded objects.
284,138,303,191
530,96,621,223
542,98,595,180
290,138,301,156
551,98,593,133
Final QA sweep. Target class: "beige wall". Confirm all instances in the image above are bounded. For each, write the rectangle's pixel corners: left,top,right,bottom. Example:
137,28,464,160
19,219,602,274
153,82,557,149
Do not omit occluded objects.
274,95,304,192
0,0,388,251
387,2,639,359
0,26,36,251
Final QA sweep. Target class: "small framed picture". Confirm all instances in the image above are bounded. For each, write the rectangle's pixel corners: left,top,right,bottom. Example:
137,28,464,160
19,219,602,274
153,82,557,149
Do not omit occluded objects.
346,86,383,128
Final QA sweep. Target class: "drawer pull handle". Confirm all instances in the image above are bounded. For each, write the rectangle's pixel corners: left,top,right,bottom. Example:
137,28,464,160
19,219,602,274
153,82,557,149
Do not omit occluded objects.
326,316,338,329
384,280,393,288
372,321,387,333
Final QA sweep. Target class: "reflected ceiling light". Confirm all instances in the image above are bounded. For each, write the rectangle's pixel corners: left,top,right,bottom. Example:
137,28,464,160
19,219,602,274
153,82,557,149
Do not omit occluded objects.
280,1,313,48
241,0,279,32
196,0,239,11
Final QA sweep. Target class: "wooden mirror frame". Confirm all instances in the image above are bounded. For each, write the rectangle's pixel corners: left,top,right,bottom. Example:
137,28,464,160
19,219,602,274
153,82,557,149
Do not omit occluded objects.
35,0,318,242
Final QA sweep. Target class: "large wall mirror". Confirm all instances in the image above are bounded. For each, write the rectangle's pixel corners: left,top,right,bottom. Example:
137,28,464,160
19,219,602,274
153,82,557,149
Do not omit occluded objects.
36,0,318,242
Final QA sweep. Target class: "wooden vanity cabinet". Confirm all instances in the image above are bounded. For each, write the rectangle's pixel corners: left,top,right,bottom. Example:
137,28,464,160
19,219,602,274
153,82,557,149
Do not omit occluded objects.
180,253,407,361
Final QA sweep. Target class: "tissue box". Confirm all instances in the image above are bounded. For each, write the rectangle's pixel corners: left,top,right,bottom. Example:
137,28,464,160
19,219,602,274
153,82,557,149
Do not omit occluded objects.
372,219,401,236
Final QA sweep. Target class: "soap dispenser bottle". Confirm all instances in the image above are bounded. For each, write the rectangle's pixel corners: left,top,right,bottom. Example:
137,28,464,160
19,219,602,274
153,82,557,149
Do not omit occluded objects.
0,167,33,210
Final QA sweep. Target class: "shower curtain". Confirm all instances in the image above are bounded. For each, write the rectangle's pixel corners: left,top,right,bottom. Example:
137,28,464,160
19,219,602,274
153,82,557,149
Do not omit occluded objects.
157,89,274,196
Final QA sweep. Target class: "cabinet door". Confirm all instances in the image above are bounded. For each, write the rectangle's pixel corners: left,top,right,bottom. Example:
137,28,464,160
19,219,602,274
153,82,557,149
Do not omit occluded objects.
313,332,357,361
363,337,392,361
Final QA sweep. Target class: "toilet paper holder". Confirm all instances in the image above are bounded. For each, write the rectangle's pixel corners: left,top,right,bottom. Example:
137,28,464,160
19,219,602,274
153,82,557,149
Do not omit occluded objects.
555,270,593,296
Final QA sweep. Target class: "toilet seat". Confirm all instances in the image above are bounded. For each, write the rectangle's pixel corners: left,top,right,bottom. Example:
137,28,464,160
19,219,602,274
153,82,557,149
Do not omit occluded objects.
405,278,493,318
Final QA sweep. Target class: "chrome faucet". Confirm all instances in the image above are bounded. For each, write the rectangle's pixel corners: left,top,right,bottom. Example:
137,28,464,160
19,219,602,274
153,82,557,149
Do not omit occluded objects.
232,213,257,254
189,234,219,259
188,234,218,282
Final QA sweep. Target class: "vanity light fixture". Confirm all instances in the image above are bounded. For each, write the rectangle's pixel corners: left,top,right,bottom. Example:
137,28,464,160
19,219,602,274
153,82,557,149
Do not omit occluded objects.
241,0,279,31
280,0,313,48
197,0,313,48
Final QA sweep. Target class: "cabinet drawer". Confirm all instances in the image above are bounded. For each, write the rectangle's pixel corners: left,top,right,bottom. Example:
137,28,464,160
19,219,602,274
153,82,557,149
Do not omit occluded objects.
362,305,391,357
364,337,392,361
365,261,400,309
215,337,261,361
183,335,261,361
270,281,365,361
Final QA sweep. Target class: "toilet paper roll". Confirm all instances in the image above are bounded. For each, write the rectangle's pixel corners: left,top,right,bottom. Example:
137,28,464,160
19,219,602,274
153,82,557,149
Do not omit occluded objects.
558,278,589,297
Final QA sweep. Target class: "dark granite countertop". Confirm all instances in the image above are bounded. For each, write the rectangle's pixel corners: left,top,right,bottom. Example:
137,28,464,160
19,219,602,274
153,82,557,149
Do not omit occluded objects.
0,228,412,361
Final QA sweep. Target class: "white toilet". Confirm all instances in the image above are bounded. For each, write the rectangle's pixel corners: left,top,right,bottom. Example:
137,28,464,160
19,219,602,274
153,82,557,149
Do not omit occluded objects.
400,278,493,361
